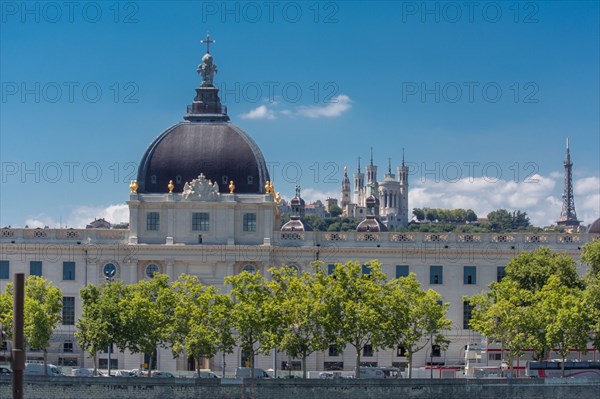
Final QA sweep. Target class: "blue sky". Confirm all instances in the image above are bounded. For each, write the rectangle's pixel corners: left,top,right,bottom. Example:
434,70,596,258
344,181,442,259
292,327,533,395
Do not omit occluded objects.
1,1,599,228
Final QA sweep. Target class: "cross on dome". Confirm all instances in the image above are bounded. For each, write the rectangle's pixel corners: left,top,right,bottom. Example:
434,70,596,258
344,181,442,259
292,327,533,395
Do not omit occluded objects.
201,33,215,54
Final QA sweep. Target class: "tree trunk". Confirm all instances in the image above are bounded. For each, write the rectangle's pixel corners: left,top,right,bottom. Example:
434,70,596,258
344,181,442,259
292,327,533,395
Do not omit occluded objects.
355,344,361,379
302,352,307,379
197,355,201,375
561,355,566,378
147,352,153,377
43,349,48,376
250,345,255,379
93,352,98,375
407,350,413,379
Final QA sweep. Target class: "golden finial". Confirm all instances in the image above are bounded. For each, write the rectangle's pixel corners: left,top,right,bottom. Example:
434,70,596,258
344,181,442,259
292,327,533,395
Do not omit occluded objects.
229,180,235,194
275,192,281,205
268,181,275,196
168,180,174,193
265,180,271,194
129,180,138,193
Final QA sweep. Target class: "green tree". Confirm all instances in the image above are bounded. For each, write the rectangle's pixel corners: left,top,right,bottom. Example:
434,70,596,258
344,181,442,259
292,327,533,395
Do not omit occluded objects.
76,281,128,375
425,209,438,222
505,247,583,292
581,239,600,277
382,274,451,378
225,270,275,378
0,284,13,339
469,280,535,377
487,209,514,231
412,208,425,221
24,276,63,375
120,274,174,376
169,275,235,375
268,265,329,378
329,204,343,218
466,209,477,222
317,260,389,378
584,276,600,351
537,276,590,377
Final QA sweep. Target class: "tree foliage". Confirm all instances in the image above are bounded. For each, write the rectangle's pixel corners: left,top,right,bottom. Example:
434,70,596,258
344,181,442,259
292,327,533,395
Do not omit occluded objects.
581,238,600,277
24,276,63,374
382,274,451,378
316,260,389,378
168,275,235,373
268,266,329,378
487,209,531,232
119,273,174,375
225,271,275,378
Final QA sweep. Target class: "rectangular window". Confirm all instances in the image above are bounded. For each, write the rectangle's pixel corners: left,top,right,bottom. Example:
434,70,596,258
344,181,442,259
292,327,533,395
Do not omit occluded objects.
63,342,74,353
58,357,78,367
432,345,441,357
497,266,506,282
324,361,343,371
327,264,336,275
396,265,409,278
464,266,477,285
397,346,406,357
192,212,209,231
362,264,371,275
430,265,443,285
488,353,502,361
363,344,374,357
243,213,256,232
0,260,8,279
62,296,75,325
146,212,160,231
99,359,118,369
63,262,76,281
463,300,475,329
328,345,340,357
30,261,42,277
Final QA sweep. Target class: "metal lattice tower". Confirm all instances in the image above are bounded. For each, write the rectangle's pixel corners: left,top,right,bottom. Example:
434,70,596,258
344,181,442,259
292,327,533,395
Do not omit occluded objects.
557,139,580,227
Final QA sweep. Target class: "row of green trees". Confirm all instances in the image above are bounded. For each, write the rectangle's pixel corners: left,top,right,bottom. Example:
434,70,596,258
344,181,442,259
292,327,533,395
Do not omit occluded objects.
468,240,600,377
0,276,63,373
412,208,478,223
0,261,451,379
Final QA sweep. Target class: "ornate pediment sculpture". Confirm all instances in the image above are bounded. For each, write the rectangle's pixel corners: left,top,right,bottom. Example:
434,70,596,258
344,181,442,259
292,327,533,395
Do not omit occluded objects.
182,173,220,200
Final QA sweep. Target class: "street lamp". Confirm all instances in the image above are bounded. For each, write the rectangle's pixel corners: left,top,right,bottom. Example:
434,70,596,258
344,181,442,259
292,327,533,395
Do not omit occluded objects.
103,264,117,376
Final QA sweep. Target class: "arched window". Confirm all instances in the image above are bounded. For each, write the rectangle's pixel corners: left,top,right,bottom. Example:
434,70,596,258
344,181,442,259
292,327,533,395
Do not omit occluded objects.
146,263,160,278
242,264,257,274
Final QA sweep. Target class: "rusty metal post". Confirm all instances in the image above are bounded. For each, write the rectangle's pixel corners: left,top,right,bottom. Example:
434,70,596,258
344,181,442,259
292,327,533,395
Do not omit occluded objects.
12,273,25,399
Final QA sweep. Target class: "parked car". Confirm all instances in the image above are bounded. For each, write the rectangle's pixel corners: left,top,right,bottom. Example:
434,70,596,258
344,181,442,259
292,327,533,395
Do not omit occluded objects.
192,370,219,378
235,367,271,379
150,370,175,378
114,369,137,377
71,368,107,377
24,363,64,376
0,365,12,375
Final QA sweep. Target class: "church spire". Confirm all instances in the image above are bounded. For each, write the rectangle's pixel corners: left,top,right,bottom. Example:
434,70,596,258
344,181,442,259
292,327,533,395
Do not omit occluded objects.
184,34,229,122
358,156,361,173
388,157,392,174
370,147,373,166
557,138,580,227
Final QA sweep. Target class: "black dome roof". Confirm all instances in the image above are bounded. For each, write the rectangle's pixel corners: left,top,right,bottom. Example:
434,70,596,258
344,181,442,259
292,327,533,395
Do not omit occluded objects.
136,121,270,194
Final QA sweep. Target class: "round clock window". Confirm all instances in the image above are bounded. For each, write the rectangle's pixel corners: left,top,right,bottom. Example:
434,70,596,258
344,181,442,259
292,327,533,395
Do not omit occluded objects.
103,263,117,279
146,263,160,278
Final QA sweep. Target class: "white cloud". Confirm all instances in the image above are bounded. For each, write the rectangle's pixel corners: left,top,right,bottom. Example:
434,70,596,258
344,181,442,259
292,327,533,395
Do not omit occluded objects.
238,95,353,121
295,95,353,119
239,105,276,120
408,173,599,227
25,204,129,229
